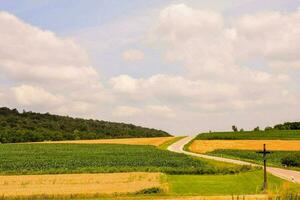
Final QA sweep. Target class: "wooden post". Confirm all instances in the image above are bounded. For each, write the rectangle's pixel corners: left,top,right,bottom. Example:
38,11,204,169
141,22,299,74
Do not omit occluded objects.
257,144,271,192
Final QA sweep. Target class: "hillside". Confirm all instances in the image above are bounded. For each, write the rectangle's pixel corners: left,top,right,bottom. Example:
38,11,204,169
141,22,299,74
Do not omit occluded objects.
0,107,171,143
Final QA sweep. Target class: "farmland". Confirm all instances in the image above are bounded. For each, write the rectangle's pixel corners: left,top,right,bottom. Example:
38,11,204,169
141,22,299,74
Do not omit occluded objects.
0,172,162,197
0,143,250,175
189,140,300,153
38,137,175,146
1,170,298,199
188,131,300,171
206,150,300,170
195,130,300,140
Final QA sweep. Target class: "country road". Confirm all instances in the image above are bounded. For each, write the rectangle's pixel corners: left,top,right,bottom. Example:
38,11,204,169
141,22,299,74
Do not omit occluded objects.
168,136,300,184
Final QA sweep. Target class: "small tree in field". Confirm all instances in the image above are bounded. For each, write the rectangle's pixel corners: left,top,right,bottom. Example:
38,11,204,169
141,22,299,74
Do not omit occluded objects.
253,126,260,131
264,126,273,131
232,125,238,132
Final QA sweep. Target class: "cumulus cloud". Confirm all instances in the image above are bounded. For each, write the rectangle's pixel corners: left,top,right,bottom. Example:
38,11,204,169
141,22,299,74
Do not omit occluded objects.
0,12,99,85
144,4,298,111
234,9,300,70
0,11,108,115
122,49,145,61
145,105,175,118
113,106,142,117
110,75,139,94
11,85,63,106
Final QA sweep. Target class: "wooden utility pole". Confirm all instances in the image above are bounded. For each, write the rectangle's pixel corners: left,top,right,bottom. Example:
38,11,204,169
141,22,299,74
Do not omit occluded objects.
257,144,271,192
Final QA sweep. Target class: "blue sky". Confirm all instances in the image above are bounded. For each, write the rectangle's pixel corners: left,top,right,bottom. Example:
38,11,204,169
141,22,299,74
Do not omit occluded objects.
0,0,300,134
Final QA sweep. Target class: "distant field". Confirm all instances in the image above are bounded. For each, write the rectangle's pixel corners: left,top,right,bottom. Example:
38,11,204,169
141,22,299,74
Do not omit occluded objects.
195,130,300,140
37,137,175,147
189,140,300,153
0,172,162,197
206,150,300,170
0,143,248,175
167,170,299,195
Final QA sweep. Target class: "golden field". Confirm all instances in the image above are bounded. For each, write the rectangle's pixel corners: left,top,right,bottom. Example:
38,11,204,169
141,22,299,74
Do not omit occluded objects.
0,172,163,198
80,195,268,200
37,137,174,146
189,140,300,153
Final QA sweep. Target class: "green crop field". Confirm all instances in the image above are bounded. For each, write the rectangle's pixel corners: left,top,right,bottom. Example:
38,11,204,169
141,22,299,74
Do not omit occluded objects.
0,143,250,175
195,130,300,140
206,150,300,171
167,170,300,195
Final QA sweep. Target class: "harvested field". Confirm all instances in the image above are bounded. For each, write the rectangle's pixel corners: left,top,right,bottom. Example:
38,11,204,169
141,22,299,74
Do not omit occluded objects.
0,172,163,198
37,137,174,146
190,140,300,153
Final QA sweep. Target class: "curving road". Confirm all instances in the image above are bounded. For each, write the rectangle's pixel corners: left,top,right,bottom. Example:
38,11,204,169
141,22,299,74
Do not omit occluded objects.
168,136,300,183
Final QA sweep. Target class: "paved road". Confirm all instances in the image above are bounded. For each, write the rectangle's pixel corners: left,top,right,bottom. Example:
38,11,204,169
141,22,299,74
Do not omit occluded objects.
168,136,300,183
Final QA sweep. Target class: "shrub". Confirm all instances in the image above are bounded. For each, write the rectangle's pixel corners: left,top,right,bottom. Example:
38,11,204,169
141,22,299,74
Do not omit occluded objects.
281,154,300,167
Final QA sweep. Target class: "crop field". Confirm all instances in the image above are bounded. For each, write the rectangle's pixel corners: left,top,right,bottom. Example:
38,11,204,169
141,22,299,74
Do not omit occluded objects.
0,143,249,175
0,172,162,197
195,130,300,140
206,150,300,170
189,140,300,153
37,137,175,146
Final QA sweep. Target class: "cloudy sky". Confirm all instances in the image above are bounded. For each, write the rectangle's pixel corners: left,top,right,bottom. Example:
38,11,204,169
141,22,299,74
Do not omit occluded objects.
1,0,300,135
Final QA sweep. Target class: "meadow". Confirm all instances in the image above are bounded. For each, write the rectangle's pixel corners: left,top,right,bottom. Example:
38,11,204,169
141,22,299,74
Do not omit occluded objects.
166,170,296,195
195,130,300,140
0,143,250,175
206,150,300,170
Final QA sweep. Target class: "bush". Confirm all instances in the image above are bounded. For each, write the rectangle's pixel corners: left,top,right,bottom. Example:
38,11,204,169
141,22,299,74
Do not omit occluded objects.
135,187,163,194
281,154,300,167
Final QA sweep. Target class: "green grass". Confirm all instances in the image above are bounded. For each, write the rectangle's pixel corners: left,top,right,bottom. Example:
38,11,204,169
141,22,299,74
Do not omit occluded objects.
206,149,300,171
167,170,299,195
158,136,185,150
0,143,250,175
195,130,300,140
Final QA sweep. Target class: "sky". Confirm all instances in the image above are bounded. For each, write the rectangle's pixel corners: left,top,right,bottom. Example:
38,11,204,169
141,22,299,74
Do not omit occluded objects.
0,0,300,135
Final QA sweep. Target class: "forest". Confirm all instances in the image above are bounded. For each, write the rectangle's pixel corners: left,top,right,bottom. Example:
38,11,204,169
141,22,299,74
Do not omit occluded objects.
0,107,171,143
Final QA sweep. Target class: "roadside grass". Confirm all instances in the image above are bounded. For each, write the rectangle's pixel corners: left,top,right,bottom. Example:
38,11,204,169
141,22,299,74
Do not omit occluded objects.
195,130,300,140
166,170,300,196
0,143,251,175
206,149,300,171
158,136,186,150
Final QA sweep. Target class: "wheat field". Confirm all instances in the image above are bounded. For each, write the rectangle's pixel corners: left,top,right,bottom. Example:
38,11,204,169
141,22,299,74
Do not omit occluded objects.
0,172,163,197
37,137,174,146
190,140,300,153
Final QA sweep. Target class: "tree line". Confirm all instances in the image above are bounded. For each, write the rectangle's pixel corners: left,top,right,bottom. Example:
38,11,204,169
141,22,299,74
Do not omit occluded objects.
0,107,171,143
232,122,300,132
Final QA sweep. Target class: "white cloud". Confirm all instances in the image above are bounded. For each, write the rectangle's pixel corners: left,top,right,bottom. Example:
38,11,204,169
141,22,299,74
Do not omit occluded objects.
110,75,139,94
0,11,109,115
145,105,175,118
11,85,63,106
122,49,145,61
0,12,99,84
234,8,300,70
113,106,142,117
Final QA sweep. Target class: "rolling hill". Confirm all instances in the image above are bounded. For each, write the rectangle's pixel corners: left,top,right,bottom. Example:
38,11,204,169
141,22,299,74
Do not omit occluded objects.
0,107,171,143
